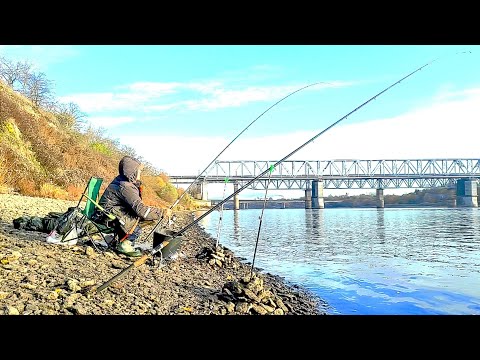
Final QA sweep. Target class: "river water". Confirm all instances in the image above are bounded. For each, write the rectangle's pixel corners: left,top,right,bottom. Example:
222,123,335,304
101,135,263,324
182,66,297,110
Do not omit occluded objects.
194,207,480,315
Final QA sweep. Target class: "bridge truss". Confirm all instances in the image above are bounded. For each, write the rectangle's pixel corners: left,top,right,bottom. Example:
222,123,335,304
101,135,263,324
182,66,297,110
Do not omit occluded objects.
170,159,480,190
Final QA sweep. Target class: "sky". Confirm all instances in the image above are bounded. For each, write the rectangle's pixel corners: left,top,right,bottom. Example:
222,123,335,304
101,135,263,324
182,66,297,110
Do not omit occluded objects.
1,45,479,199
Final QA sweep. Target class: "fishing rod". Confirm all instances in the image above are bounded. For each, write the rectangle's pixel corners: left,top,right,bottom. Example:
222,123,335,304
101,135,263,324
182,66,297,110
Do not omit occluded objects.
96,55,458,293
140,82,325,249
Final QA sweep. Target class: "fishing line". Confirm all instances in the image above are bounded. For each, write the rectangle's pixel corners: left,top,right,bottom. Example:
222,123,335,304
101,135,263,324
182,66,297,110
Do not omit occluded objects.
249,163,275,279
215,177,229,248
97,52,470,293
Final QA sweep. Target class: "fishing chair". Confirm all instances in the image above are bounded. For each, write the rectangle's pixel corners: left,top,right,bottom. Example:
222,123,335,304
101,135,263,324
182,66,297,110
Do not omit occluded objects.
68,177,122,252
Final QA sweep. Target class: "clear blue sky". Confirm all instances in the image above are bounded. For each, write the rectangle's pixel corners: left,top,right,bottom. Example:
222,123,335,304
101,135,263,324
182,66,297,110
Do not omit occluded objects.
1,45,479,199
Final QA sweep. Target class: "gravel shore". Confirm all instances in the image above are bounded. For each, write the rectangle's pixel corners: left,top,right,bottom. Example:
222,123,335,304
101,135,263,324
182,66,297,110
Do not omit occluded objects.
0,193,329,315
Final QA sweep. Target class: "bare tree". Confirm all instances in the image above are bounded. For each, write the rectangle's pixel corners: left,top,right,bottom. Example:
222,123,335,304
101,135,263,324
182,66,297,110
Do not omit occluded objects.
120,144,140,159
55,102,87,130
0,57,32,91
22,72,54,107
0,56,56,110
65,102,86,122
44,99,60,112
16,61,32,91
0,56,17,86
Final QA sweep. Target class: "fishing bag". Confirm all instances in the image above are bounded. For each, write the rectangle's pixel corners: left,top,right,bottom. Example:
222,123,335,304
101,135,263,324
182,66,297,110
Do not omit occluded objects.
54,207,84,235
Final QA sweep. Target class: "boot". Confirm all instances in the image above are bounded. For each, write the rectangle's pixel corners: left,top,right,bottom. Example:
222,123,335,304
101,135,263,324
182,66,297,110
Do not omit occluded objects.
116,240,142,257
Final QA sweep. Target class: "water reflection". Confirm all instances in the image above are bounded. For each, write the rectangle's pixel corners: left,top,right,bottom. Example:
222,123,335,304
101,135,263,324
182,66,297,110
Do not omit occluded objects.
234,209,240,242
305,209,324,239
198,207,480,314
451,208,480,249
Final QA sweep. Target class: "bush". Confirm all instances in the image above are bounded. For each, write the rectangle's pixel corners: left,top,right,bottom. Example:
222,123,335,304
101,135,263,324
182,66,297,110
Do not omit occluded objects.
17,179,37,196
39,183,69,199
90,141,113,156
157,182,178,204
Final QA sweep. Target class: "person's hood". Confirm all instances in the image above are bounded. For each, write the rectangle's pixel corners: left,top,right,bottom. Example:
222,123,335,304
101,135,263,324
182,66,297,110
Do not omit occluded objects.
119,156,141,183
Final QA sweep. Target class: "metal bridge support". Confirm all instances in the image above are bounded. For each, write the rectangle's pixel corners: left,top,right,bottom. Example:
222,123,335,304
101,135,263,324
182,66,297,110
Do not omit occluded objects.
376,188,385,208
456,179,478,207
201,182,208,201
305,186,312,209
233,182,240,210
312,179,325,209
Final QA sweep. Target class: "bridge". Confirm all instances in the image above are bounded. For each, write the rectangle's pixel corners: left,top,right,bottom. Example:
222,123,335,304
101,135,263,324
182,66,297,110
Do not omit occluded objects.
170,159,480,209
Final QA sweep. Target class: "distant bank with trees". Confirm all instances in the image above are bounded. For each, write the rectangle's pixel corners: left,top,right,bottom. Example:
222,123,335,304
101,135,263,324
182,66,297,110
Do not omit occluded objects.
216,186,478,209
322,187,458,208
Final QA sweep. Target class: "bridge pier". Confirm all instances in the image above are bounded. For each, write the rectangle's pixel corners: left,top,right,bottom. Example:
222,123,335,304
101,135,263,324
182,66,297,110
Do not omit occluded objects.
233,182,240,210
193,182,209,201
376,188,385,208
240,202,249,209
456,179,478,207
305,187,312,209
201,182,208,201
312,179,325,209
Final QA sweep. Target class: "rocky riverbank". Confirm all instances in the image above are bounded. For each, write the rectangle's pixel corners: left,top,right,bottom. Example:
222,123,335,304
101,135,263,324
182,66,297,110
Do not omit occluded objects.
0,193,329,315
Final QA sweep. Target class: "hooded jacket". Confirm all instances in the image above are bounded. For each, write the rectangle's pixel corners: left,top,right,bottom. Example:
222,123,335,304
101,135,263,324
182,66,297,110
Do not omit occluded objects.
94,156,163,234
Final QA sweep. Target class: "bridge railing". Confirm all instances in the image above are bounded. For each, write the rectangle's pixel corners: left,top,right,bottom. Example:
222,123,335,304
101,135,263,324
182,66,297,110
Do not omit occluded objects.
208,159,480,177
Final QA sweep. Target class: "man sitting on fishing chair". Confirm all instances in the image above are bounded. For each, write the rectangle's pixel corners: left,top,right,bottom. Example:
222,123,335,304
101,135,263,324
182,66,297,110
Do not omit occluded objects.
92,155,172,257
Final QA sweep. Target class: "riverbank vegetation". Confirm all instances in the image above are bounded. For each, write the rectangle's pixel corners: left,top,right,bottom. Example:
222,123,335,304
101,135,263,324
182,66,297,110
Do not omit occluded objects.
323,187,458,207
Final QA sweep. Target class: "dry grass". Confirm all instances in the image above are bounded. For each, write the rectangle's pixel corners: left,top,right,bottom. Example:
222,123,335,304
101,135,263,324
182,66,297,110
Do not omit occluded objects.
0,184,11,194
38,183,69,200
0,155,5,185
17,179,37,196
66,184,86,201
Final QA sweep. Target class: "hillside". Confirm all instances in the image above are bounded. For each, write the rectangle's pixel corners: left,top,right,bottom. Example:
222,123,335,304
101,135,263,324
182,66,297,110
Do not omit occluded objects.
0,80,197,210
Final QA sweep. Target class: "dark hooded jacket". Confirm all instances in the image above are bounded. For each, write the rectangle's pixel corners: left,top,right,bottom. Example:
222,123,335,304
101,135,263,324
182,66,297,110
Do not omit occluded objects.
93,156,163,234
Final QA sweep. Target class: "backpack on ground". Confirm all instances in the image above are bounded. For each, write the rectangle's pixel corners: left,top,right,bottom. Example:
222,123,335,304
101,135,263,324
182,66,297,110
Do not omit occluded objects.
12,206,90,245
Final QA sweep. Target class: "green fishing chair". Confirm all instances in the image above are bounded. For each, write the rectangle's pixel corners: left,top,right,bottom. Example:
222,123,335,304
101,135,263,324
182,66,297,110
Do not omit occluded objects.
70,177,121,252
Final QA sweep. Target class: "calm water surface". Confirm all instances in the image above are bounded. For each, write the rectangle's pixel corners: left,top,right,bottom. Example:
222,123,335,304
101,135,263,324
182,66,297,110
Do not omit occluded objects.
195,207,480,315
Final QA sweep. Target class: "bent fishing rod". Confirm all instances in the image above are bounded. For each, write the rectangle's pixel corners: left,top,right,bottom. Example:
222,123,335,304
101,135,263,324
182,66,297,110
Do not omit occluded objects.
140,83,324,243
96,55,458,293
